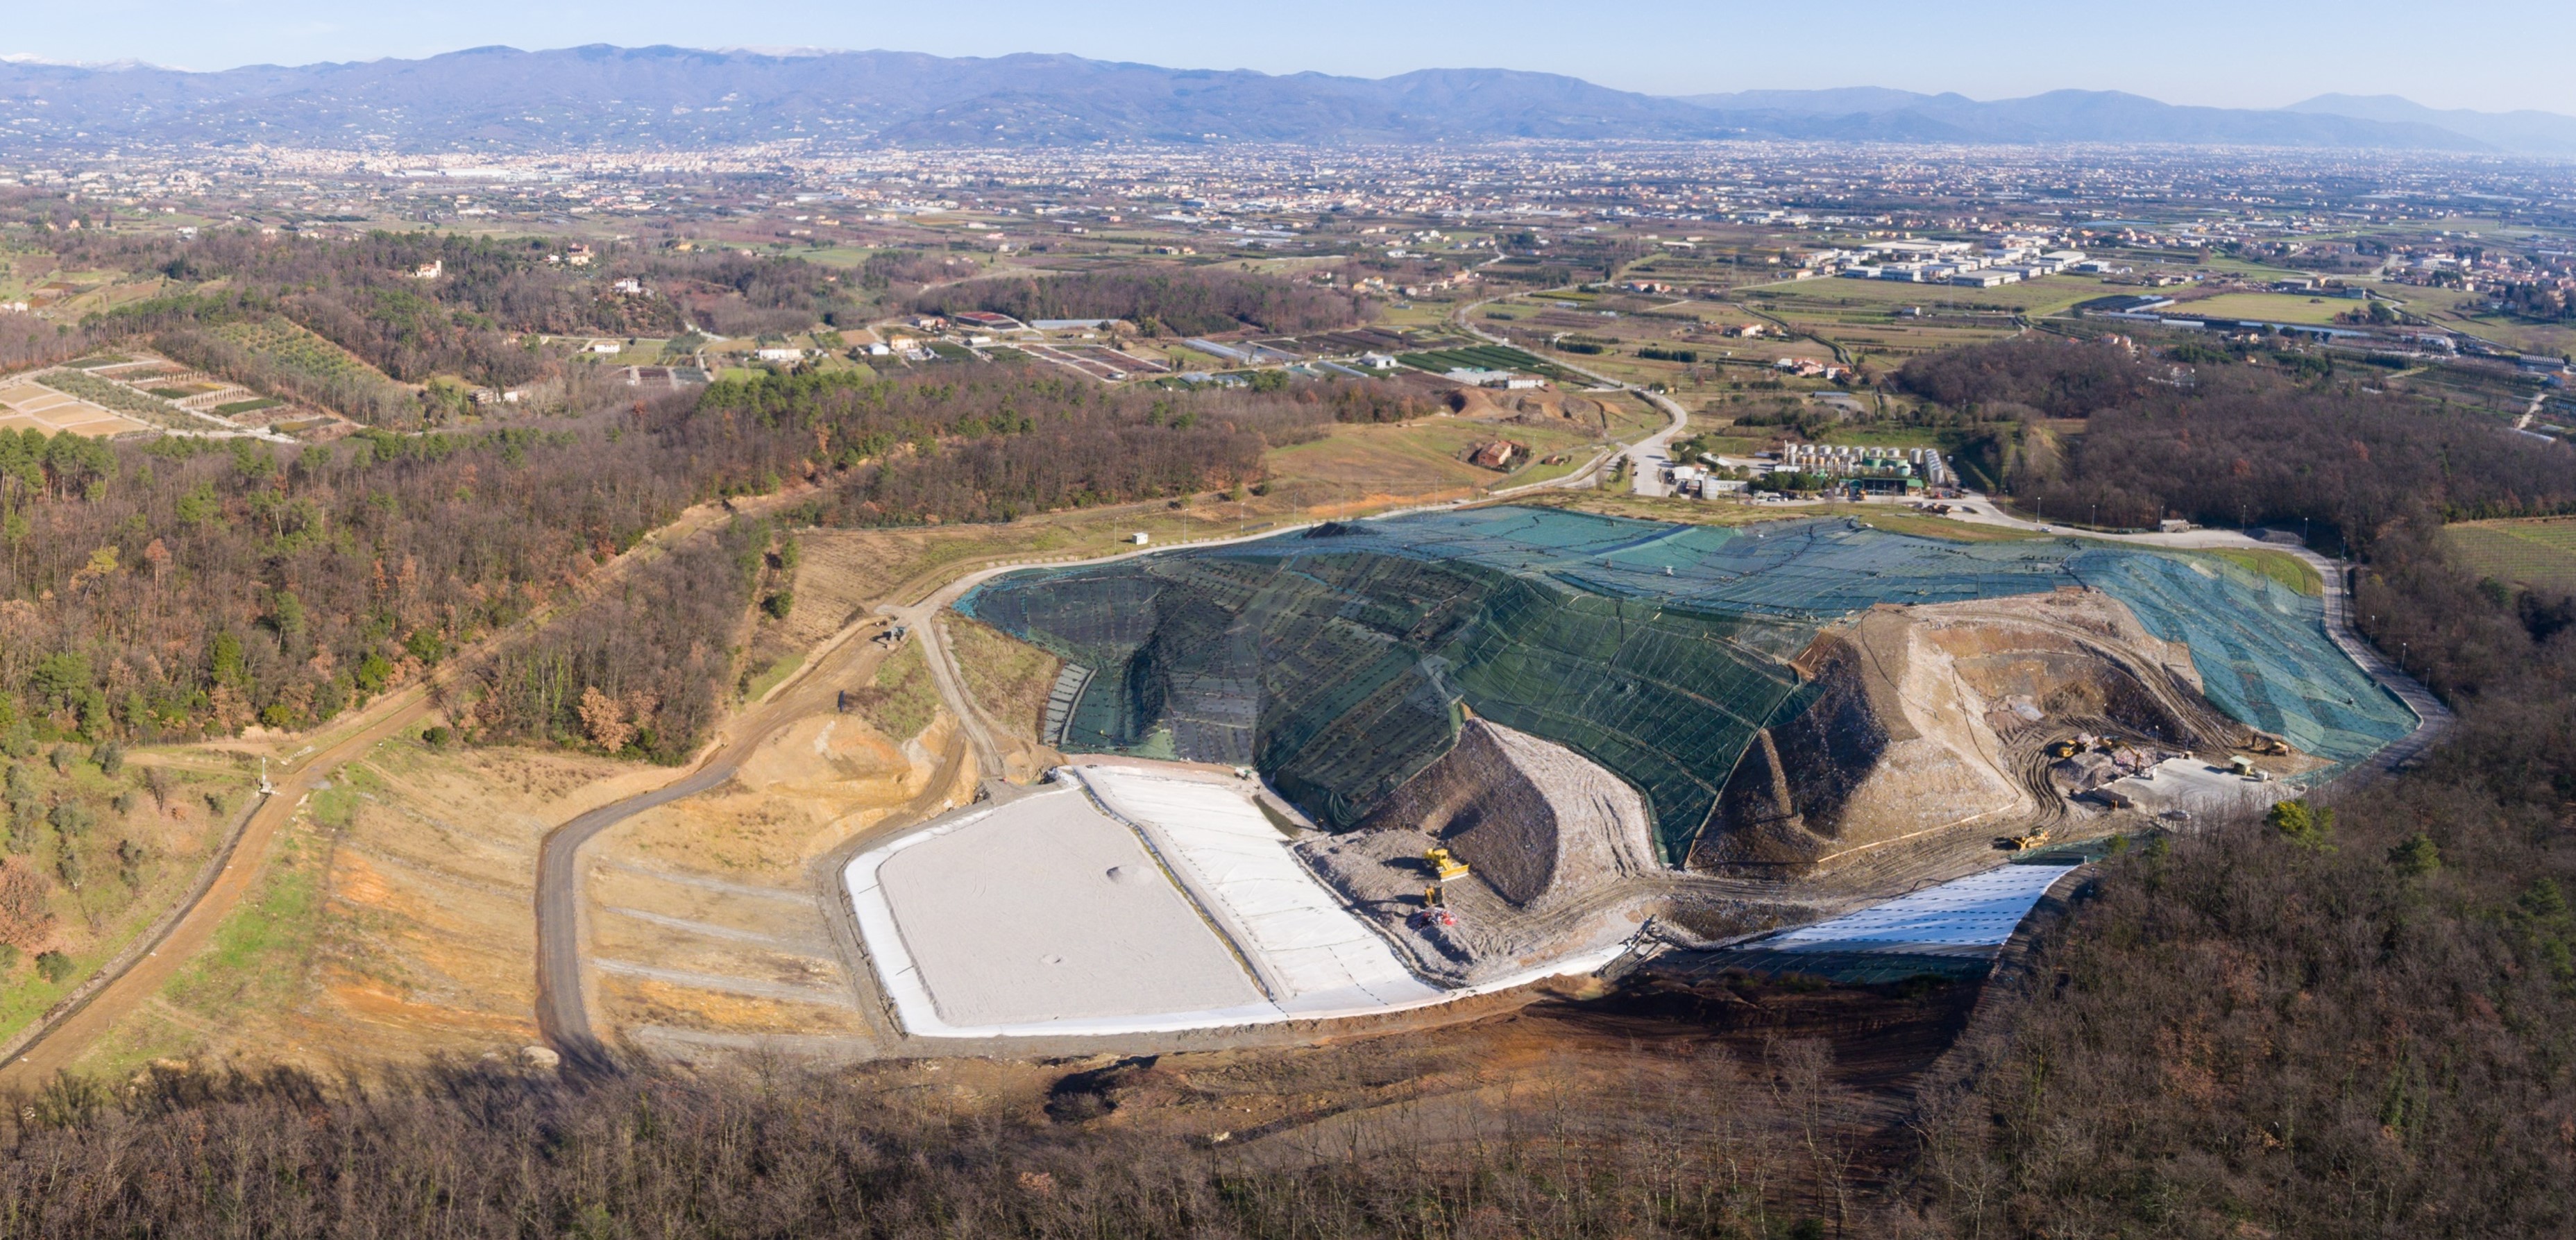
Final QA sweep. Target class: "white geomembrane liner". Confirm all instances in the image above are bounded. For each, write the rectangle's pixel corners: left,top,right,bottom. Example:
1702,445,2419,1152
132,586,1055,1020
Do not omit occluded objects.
1765,863,2078,956
845,767,1620,1038
1071,766,1446,1013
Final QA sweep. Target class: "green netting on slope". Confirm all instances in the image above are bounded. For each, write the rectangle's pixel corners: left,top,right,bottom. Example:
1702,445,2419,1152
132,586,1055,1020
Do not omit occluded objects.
2065,550,2416,763
957,506,2419,863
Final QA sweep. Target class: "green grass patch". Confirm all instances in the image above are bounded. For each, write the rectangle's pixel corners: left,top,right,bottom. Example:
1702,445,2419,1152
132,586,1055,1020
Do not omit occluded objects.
741,651,806,702
214,397,283,416
2194,548,2324,597
2443,518,2576,592
2164,292,2359,326
162,817,326,1022
947,615,1062,743
848,640,940,741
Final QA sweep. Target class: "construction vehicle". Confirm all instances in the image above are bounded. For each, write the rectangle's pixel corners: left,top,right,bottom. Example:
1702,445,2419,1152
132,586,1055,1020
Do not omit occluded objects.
1425,846,1471,881
2047,738,2082,760
1999,827,2053,852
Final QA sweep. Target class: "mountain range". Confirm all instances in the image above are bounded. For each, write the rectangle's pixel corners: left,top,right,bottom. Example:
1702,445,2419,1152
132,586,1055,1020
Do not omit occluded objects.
0,44,2565,154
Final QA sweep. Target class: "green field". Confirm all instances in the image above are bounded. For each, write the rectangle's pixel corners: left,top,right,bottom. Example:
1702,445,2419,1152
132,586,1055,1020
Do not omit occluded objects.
2165,292,2361,326
1398,343,1569,380
1744,273,2111,318
2443,518,2576,591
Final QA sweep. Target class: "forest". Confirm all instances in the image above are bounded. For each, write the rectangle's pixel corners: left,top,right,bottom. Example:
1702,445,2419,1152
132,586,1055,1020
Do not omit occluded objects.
0,368,1349,754
911,268,1371,337
1898,335,2576,536
1879,334,2576,1232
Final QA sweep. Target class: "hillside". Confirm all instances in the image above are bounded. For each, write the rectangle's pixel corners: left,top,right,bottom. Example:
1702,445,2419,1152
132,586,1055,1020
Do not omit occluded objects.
0,46,2539,151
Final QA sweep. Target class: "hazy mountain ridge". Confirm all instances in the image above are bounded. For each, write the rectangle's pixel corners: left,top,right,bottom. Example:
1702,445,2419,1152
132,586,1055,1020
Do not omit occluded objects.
0,44,2558,152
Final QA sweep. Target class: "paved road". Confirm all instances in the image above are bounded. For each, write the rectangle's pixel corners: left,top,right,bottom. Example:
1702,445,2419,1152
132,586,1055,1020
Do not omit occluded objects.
531,614,894,1066
1450,295,1690,495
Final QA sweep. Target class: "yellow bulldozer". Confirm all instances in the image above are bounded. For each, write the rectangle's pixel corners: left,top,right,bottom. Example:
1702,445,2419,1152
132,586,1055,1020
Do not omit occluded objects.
1425,846,1471,881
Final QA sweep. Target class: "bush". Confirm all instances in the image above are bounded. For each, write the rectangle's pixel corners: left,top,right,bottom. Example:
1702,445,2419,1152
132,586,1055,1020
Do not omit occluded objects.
761,591,794,620
48,745,76,775
91,741,124,776
2266,797,2333,849
33,949,72,983
2388,831,2442,876
49,800,92,838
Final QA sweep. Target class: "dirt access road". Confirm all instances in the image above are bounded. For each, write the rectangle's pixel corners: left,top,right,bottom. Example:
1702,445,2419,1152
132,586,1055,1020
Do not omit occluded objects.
0,691,437,1088
532,611,895,1067
1930,495,2454,782
0,492,779,1088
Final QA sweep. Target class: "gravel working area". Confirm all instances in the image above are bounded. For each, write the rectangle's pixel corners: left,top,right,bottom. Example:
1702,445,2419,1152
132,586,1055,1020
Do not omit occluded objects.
2100,756,2293,822
857,786,1265,1030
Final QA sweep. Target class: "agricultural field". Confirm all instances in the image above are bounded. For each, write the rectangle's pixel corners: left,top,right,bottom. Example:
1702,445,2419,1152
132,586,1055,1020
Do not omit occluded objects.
30,368,201,432
2378,282,2576,361
0,380,152,437
2442,517,2576,592
1397,343,1555,375
1723,275,2112,366
208,316,412,406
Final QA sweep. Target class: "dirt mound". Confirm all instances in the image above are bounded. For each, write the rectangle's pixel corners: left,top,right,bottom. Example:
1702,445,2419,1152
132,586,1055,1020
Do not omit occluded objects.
1690,588,2248,875
1352,720,1656,909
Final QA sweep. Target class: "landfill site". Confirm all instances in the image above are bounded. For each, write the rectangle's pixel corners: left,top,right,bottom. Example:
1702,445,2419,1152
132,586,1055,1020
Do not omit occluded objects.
847,507,2423,1039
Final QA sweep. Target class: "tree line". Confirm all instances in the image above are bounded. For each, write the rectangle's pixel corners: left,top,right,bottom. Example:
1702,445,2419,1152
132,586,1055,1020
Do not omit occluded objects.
0,366,1366,754
912,268,1371,337
1897,336,2576,540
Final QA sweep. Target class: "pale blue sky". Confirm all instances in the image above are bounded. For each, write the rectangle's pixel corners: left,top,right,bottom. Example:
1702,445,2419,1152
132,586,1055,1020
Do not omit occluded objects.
8,0,2573,115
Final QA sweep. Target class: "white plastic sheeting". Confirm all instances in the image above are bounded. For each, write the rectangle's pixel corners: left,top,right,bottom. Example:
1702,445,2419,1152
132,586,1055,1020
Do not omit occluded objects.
844,767,1622,1038
858,786,1267,1029
1765,863,2078,956
1072,766,1444,1014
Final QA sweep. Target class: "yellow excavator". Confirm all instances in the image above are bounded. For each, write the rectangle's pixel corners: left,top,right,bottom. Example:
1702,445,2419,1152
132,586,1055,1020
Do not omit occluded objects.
2001,827,2053,852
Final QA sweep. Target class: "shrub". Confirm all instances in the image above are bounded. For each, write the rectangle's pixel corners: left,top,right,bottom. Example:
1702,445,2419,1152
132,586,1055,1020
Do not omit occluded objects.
33,949,72,983
2266,797,2334,849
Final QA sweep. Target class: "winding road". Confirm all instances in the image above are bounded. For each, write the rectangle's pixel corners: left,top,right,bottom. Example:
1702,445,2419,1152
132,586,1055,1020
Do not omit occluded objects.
0,493,775,1087
1450,293,1691,496
0,690,437,1089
